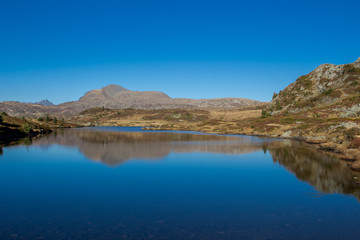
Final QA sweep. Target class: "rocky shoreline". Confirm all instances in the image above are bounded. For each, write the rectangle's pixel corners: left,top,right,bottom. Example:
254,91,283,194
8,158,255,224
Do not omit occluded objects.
68,106,360,172
0,126,52,145
0,114,53,146
142,124,360,172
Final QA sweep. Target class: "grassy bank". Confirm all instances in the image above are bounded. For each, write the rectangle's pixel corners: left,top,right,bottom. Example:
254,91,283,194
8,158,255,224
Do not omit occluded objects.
0,113,52,145
68,107,360,171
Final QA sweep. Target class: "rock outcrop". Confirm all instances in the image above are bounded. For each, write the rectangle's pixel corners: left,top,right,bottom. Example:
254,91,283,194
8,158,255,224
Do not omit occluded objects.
267,57,360,117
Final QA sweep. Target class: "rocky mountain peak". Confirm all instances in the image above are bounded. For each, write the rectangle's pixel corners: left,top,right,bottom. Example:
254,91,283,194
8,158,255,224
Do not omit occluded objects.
33,99,54,106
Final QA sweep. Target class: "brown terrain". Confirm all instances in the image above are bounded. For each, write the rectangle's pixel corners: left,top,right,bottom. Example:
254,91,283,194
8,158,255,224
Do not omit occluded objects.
1,57,359,171
68,58,360,170
0,113,52,145
0,84,264,118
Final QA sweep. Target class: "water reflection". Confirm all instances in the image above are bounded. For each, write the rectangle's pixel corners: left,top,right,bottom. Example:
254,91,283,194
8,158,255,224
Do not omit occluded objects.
3,128,360,201
1,128,360,239
31,129,269,165
265,140,360,200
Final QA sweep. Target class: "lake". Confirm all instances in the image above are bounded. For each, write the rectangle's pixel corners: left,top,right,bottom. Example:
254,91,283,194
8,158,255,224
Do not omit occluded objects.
1,127,360,240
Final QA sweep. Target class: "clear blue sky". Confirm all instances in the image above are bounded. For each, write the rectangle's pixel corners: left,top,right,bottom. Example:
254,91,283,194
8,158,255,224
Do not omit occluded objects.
1,0,359,104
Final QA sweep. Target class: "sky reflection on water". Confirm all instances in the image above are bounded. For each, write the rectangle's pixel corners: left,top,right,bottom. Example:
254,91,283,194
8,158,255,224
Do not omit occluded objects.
0,127,360,240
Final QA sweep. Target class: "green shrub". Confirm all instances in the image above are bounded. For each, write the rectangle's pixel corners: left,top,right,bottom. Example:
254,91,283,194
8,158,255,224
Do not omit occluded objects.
322,89,333,95
350,81,359,86
0,115,3,124
261,110,271,118
37,117,44,122
22,123,33,134
346,66,360,73
280,117,296,124
1,112,8,116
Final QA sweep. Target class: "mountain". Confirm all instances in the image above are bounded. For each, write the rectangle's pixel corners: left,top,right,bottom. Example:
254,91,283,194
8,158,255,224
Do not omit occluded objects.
0,85,264,117
75,84,172,109
267,57,360,117
67,84,262,110
33,99,54,106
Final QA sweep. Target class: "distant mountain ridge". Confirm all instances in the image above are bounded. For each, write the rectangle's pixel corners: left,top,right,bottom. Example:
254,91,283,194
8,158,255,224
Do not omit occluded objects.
0,85,264,117
33,99,54,106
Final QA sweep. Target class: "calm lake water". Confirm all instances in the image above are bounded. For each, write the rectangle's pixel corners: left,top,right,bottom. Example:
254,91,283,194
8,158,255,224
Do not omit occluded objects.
1,127,360,240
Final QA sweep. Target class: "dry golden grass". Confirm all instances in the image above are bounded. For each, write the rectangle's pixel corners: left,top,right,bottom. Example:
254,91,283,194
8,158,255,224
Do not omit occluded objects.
209,109,262,121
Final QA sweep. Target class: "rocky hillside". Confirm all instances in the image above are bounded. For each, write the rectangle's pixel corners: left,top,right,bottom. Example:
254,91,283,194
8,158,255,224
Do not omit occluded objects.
65,84,263,110
0,84,264,118
268,57,360,117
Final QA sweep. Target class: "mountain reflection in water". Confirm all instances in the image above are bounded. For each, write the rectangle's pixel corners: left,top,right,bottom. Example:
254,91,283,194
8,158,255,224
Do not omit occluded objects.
32,129,268,165
21,128,359,201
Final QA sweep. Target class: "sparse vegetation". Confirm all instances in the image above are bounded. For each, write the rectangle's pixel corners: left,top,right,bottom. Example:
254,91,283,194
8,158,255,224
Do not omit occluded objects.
350,81,359,86
21,123,33,134
322,89,333,95
280,117,296,124
345,128,360,140
275,100,282,110
261,110,271,118
344,65,360,73
272,92,277,100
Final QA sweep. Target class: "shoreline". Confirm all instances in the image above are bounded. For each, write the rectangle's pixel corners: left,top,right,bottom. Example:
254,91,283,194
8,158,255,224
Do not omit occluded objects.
0,127,52,146
142,125,360,172
1,119,359,172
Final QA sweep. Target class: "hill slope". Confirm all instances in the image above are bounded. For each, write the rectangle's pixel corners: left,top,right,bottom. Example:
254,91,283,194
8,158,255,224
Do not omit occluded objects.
267,57,360,117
